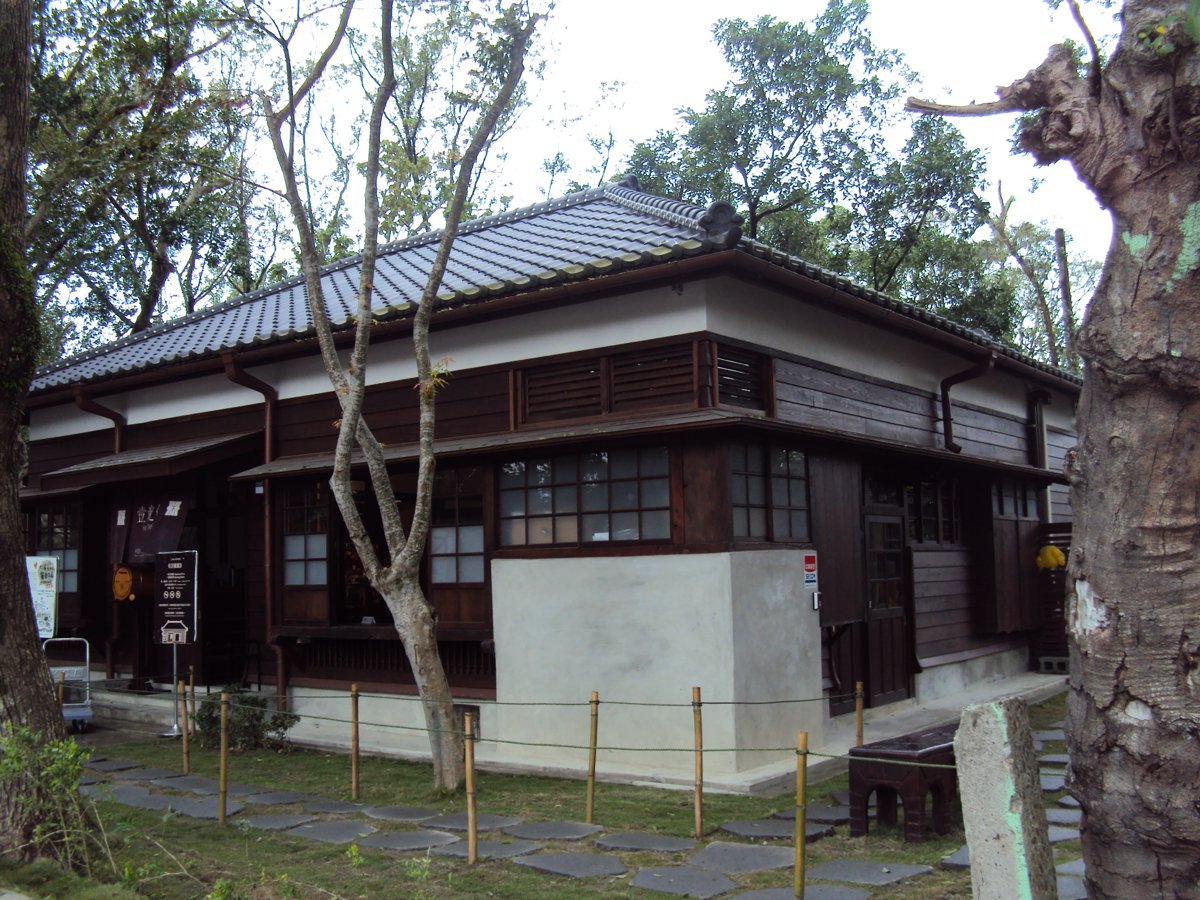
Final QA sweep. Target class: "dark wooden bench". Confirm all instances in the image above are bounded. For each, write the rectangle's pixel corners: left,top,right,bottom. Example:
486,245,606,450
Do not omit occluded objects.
848,722,959,843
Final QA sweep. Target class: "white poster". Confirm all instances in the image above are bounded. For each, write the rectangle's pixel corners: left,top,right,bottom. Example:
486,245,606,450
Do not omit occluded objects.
25,556,58,639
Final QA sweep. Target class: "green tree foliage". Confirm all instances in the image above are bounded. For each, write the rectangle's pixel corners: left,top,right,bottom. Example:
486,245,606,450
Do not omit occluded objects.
27,0,262,358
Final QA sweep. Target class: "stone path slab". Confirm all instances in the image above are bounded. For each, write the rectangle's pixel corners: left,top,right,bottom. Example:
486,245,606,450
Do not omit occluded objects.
110,767,182,782
829,790,874,808
689,841,793,874
1058,795,1081,808
1049,826,1081,844
161,796,245,819
503,820,602,841
363,805,436,823
1057,858,1086,877
1034,729,1067,742
806,860,933,886
1046,807,1083,826
734,887,870,900
424,811,521,832
1058,875,1087,899
595,832,696,853
514,851,626,878
240,789,309,807
244,813,319,831
286,820,376,844
630,865,736,897
150,774,261,797
1041,772,1066,792
720,818,833,841
85,758,141,772
302,798,364,814
771,803,850,825
358,829,459,852
1039,753,1070,766
432,838,541,860
940,845,970,870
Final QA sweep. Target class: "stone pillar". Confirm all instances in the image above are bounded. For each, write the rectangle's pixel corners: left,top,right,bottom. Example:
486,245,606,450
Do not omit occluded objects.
955,697,1057,900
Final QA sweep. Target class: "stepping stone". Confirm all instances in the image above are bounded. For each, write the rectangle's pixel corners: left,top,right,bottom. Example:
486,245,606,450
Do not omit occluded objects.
829,790,874,809
432,838,541,860
1049,826,1081,844
630,865,736,897
359,829,459,852
735,888,870,900
1034,729,1066,742
79,775,103,786
80,782,149,803
162,796,245,819
720,819,832,842
514,851,626,878
363,805,437,823
1051,720,1066,728
1058,795,1081,808
772,803,850,825
423,812,521,832
940,845,970,870
689,841,793,874
595,832,696,853
286,820,376,844
86,758,141,772
806,860,933,886
1058,876,1088,899
244,813,318,831
152,774,218,794
302,798,364,814
110,767,182,782
503,820,602,841
1057,858,1086,877
1039,753,1070,767
1041,772,1066,792
241,790,309,807
1046,807,1082,826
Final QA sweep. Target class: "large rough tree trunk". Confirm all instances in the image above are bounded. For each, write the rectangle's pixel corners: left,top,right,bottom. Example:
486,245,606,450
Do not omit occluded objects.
912,3,1200,895
0,0,71,859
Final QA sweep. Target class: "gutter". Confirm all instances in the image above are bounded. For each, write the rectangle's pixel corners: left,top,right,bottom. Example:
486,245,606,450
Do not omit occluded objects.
72,385,125,453
221,352,287,711
940,353,997,453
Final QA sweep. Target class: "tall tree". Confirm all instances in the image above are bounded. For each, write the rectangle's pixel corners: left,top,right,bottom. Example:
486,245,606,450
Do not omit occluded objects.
259,0,537,789
0,0,73,860
911,1,1200,894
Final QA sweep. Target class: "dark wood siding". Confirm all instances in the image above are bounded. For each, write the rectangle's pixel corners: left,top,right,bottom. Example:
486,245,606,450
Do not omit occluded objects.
1047,426,1075,523
774,357,1031,466
26,430,116,483
124,406,263,451
680,438,729,547
809,455,864,627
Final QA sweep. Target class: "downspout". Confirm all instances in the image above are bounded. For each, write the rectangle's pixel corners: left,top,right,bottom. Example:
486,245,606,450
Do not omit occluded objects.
939,352,996,453
1028,389,1052,521
221,352,287,710
72,385,125,453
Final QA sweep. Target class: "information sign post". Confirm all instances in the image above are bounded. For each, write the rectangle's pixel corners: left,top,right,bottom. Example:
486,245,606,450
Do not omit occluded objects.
155,551,198,737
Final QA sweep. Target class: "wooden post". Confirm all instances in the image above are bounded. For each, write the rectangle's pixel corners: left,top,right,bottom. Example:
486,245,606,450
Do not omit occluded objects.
855,681,864,748
692,685,703,839
218,692,229,825
56,671,65,708
187,665,196,736
179,681,191,775
350,683,360,801
585,690,599,824
793,731,809,899
465,712,478,865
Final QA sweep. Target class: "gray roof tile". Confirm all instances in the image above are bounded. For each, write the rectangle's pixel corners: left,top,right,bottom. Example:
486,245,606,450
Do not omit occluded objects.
31,180,1078,394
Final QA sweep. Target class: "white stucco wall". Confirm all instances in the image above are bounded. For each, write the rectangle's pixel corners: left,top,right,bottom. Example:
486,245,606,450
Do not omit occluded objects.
490,550,822,779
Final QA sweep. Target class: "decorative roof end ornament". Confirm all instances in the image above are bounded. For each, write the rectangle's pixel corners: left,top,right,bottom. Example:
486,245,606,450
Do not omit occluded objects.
616,174,641,190
699,201,744,249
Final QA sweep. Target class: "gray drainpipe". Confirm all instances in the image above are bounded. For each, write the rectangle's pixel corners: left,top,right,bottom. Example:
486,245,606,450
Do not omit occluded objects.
221,352,287,711
940,352,997,453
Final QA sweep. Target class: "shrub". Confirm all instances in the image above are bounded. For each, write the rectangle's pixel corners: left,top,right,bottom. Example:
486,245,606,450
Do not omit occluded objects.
195,686,298,752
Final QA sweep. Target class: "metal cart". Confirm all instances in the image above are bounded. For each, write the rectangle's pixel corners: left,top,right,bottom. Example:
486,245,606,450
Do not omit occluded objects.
42,637,91,732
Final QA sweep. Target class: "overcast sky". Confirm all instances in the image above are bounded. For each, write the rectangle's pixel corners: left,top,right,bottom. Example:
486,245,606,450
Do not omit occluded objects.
494,0,1118,262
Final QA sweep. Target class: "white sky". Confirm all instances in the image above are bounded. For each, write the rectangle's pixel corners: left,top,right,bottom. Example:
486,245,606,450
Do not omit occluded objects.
493,0,1117,262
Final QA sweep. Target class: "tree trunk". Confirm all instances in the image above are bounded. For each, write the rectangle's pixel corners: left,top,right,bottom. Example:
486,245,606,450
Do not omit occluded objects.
389,580,463,789
0,0,72,860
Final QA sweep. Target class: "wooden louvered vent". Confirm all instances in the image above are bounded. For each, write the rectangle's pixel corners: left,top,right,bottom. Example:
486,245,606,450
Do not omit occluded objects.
523,357,604,423
611,345,695,412
716,346,765,409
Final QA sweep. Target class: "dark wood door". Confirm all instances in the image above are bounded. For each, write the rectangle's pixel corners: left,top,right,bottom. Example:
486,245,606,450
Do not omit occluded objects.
864,515,911,705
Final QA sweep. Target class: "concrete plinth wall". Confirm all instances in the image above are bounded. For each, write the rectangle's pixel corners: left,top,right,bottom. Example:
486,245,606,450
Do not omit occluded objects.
491,550,823,779
915,647,1028,704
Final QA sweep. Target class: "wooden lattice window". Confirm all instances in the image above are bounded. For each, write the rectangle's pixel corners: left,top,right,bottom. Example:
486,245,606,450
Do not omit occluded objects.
524,357,603,424
716,346,765,409
611,345,694,412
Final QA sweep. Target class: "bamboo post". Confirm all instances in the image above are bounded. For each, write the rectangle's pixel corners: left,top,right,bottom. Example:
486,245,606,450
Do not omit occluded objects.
855,681,864,748
350,683,360,801
187,665,196,736
179,681,191,775
793,731,809,899
465,712,478,865
56,671,65,708
692,685,703,839
585,690,599,824
218,692,229,825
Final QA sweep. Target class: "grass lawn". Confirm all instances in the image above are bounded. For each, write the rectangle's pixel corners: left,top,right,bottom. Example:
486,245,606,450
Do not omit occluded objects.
0,691,1077,899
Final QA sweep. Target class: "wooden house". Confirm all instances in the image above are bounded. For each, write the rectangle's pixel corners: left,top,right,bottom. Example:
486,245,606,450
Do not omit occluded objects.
23,179,1077,776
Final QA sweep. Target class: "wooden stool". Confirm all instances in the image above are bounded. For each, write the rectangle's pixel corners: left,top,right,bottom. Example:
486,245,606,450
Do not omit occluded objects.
848,722,959,842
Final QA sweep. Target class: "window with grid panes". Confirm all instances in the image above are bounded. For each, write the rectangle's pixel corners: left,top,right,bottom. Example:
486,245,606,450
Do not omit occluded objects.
29,504,79,593
904,479,961,544
430,467,485,584
499,447,671,545
283,481,328,586
731,443,810,541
